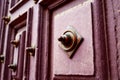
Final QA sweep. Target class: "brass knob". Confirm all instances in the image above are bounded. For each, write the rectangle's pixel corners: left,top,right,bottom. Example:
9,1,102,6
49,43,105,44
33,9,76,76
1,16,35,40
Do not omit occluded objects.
58,31,77,51
2,16,10,24
0,55,4,63
26,47,35,56
58,26,83,58
10,40,19,47
8,64,17,71
58,33,73,47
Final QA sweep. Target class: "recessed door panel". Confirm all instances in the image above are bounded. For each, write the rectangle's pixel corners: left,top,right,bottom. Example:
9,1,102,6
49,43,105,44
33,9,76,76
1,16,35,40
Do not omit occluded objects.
11,27,26,80
13,27,26,66
16,30,26,80
52,1,94,76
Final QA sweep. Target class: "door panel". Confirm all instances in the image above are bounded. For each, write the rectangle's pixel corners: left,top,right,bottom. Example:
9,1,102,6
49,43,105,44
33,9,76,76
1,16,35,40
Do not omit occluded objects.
11,30,26,80
38,0,109,80
0,0,117,80
9,19,26,80
3,8,33,79
52,1,94,76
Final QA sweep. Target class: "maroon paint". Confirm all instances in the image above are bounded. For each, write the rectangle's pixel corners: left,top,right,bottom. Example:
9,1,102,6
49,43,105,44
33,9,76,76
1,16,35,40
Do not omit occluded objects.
37,0,110,80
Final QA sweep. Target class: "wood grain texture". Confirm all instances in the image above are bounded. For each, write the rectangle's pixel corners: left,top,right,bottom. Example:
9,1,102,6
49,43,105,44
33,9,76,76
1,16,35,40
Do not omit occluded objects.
104,0,119,80
111,0,120,79
92,0,110,79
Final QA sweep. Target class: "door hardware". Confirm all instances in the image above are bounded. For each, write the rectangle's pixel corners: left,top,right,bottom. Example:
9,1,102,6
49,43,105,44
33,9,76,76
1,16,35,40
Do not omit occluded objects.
10,40,19,47
58,26,83,58
0,55,4,63
2,16,10,24
26,47,35,56
8,64,17,71
33,0,38,4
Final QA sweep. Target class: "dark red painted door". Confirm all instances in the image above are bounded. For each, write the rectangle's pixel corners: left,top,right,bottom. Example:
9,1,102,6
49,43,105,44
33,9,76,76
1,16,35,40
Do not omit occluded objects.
1,0,119,80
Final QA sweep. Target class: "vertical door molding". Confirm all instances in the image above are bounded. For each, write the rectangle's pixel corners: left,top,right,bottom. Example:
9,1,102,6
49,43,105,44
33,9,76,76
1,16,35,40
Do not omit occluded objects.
23,7,33,80
0,0,9,78
92,0,110,79
104,0,120,79
16,31,26,80
36,4,44,80
0,0,8,75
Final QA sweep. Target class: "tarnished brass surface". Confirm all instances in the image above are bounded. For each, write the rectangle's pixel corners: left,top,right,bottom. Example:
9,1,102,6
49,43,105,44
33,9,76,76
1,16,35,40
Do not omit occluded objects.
10,40,19,47
0,55,4,63
33,0,38,4
58,26,83,58
26,47,35,56
2,16,10,24
8,64,17,71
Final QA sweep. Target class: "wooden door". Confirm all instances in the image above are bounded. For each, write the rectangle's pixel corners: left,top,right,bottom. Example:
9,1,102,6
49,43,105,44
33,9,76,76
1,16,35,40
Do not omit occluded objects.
0,0,119,80
1,0,34,79
37,0,111,80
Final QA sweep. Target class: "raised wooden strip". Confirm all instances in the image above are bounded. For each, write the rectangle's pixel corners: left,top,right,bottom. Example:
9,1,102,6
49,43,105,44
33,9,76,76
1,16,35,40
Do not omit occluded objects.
10,0,29,13
16,31,26,79
24,7,33,80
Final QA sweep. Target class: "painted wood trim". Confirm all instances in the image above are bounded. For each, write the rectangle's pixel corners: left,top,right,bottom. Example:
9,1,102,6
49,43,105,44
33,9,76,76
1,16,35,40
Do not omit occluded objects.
0,0,10,79
10,0,29,13
9,12,27,27
10,0,21,8
92,0,110,79
24,7,33,80
0,0,9,60
3,12,27,80
36,4,44,80
38,0,110,80
3,26,13,80
54,76,95,80
16,31,26,80
104,0,119,79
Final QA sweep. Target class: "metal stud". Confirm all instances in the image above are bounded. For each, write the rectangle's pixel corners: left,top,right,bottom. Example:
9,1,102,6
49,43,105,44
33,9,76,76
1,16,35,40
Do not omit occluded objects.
58,26,83,58
8,64,17,71
26,47,35,56
0,55,4,63
10,40,19,47
33,0,38,4
2,16,10,24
